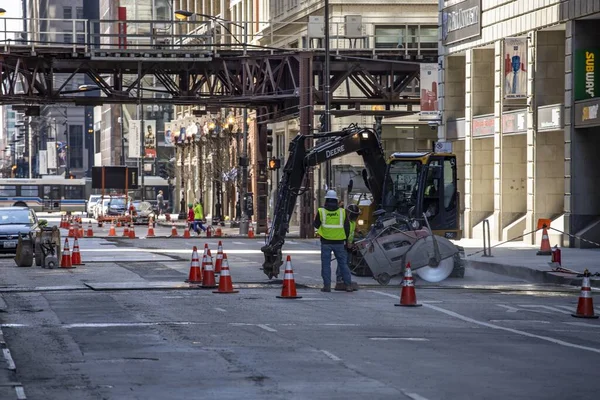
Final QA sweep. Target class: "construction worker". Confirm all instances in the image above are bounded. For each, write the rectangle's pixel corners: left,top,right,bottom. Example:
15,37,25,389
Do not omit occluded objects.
335,204,360,291
314,190,353,292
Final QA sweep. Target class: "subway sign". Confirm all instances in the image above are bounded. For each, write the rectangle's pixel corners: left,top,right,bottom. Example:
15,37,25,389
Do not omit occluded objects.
575,49,600,101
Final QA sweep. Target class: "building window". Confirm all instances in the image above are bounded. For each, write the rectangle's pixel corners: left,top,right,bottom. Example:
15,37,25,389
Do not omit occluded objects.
374,25,438,51
63,7,72,19
76,7,83,19
68,125,84,169
20,186,38,197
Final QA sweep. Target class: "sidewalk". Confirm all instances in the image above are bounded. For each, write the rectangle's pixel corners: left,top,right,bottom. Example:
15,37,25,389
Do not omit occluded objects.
155,217,301,238
456,238,600,288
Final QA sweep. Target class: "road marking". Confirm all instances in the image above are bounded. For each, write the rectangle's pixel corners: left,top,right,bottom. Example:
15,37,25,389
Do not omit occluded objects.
2,348,16,370
301,276,319,281
214,308,227,312
497,304,519,312
564,322,600,328
1,322,207,329
556,305,600,314
318,350,341,361
401,389,430,400
162,296,185,299
80,249,321,255
369,290,600,355
489,320,550,324
322,323,360,326
256,324,277,332
15,386,26,400
370,337,429,341
232,242,245,245
519,305,571,314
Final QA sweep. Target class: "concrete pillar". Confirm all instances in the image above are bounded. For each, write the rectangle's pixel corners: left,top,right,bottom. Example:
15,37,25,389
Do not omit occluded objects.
526,32,537,244
492,40,504,241
463,51,474,238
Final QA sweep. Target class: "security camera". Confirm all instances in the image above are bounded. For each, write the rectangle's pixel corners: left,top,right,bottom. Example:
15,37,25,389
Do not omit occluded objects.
428,121,439,131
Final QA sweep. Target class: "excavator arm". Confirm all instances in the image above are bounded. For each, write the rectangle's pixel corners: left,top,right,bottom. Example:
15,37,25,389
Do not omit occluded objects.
261,125,389,279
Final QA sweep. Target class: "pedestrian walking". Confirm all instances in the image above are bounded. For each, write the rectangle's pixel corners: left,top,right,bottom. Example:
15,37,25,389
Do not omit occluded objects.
193,200,207,235
335,204,361,291
157,190,165,215
187,204,196,233
314,190,353,292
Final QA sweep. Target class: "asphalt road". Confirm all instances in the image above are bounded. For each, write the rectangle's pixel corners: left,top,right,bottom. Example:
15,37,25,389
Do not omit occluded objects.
0,231,599,399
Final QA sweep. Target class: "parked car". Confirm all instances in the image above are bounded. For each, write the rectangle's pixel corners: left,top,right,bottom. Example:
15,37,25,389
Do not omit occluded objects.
0,207,46,254
106,197,127,216
87,195,102,216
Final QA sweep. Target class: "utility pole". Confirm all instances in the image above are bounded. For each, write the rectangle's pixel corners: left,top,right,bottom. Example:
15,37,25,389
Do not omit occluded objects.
138,62,145,200
239,23,249,235
324,0,332,188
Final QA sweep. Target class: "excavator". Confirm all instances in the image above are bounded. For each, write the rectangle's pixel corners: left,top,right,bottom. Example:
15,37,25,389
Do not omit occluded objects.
261,124,465,284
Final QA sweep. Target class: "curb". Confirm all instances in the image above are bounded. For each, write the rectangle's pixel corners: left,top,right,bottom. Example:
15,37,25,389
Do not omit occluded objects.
467,259,600,289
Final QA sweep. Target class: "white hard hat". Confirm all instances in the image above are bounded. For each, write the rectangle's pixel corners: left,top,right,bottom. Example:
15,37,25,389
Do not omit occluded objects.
324,190,338,200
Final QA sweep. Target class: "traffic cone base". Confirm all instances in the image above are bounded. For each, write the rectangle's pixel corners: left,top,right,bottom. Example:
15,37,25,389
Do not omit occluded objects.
537,227,552,256
572,273,599,319
395,263,421,307
213,254,239,294
277,255,302,299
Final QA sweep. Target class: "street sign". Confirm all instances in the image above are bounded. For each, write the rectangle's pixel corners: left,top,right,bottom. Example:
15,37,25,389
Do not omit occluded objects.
434,141,452,153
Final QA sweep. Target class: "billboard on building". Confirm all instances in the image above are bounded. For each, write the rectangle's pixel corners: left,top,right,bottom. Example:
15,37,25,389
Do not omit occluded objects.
47,142,57,169
420,63,439,117
574,49,600,101
57,142,67,167
441,0,481,45
129,119,141,158
162,122,175,147
144,120,157,158
503,37,528,99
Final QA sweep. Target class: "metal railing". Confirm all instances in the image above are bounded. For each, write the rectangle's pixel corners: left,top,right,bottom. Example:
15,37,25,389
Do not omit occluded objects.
0,17,438,58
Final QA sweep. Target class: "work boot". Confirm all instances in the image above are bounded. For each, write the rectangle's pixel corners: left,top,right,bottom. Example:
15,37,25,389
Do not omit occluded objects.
321,286,331,292
334,282,347,291
345,283,354,292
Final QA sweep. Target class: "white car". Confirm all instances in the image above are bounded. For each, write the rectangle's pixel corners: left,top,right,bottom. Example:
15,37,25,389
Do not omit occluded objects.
87,195,102,216
93,198,111,220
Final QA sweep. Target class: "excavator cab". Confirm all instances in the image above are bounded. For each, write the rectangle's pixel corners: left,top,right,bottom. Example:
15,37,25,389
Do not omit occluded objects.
385,152,461,240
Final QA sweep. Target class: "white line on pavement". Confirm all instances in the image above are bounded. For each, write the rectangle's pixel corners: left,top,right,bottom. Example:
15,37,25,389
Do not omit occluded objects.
518,305,571,314
15,386,27,400
369,290,600,355
256,324,277,332
80,249,321,255
318,350,341,361
564,322,600,329
370,337,429,341
2,348,16,370
489,320,550,324
214,308,227,312
1,322,208,329
401,390,430,400
232,242,245,245
497,304,519,312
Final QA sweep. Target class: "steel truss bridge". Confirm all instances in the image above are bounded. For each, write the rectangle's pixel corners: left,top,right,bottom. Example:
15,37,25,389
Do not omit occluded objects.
0,18,437,236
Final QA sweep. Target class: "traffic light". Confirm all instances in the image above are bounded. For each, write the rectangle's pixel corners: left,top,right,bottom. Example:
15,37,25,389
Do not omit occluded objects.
266,128,273,153
268,157,280,171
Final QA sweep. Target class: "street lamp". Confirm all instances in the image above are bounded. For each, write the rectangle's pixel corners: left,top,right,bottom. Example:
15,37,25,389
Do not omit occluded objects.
0,8,6,16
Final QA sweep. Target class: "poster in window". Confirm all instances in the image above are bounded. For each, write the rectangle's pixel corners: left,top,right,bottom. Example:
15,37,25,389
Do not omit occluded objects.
57,141,67,167
129,119,141,158
162,122,175,147
420,63,439,116
503,37,528,99
39,150,48,175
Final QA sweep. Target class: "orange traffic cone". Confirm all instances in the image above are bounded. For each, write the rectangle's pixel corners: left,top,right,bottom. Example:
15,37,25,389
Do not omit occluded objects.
215,227,222,237
183,226,191,238
108,222,116,237
185,246,203,284
128,223,136,239
170,223,179,237
248,225,255,239
71,237,84,266
77,221,84,238
395,263,421,307
201,252,217,288
206,226,212,238
86,221,94,238
572,270,599,319
277,255,302,299
537,226,552,256
213,254,239,294
68,223,75,238
60,238,75,269
215,241,224,274
146,219,155,237
122,224,130,237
